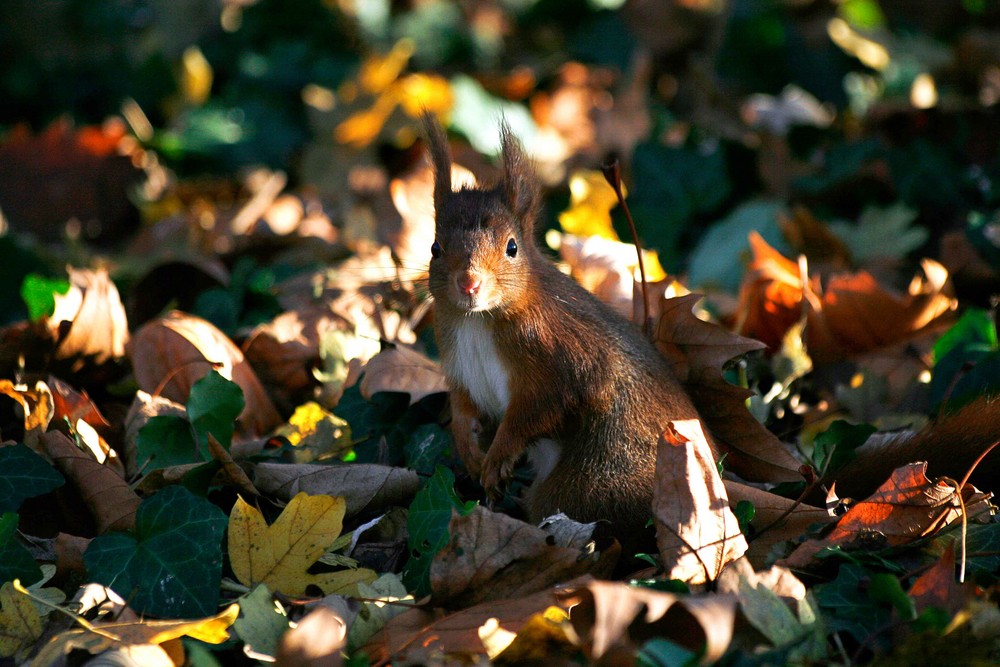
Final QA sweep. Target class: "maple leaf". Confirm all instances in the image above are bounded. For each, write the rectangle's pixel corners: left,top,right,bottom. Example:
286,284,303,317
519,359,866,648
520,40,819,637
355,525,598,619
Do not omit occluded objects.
228,492,376,596
782,462,995,569
0,581,41,660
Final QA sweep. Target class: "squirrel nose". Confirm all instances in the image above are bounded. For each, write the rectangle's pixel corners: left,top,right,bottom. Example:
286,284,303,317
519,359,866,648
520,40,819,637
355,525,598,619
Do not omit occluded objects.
457,273,481,296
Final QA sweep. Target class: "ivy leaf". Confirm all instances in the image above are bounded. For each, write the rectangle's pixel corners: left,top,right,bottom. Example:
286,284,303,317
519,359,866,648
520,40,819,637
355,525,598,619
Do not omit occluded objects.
84,486,227,618
136,415,199,471
828,203,927,262
403,424,452,476
0,443,64,513
0,514,41,587
815,563,892,644
401,466,476,597
187,370,245,456
812,420,877,477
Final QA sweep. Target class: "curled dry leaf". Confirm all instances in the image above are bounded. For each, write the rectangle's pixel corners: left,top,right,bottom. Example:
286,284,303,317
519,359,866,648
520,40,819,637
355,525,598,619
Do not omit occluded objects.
737,232,957,362
50,267,129,365
275,605,347,667
429,505,617,608
724,480,833,569
251,462,420,519
0,380,53,451
655,420,748,584
782,462,995,569
123,391,186,477
555,578,737,662
362,580,578,664
360,345,448,405
39,430,140,534
654,294,802,483
128,311,281,438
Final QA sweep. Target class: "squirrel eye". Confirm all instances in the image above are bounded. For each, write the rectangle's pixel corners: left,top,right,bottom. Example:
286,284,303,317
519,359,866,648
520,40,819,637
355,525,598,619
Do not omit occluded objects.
431,240,443,258
505,237,518,258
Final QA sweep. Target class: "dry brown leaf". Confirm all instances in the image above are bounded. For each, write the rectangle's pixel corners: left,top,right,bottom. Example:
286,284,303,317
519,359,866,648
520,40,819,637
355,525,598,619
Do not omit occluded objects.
430,506,617,607
724,480,833,569
908,542,969,617
737,232,957,362
360,345,448,405
655,420,748,584
782,462,995,569
276,605,346,667
716,557,808,604
362,581,577,664
654,294,802,483
251,462,420,518
128,311,281,438
826,397,1000,499
555,578,737,662
48,376,110,431
206,434,258,497
50,267,129,365
122,391,187,477
0,380,53,451
39,430,140,534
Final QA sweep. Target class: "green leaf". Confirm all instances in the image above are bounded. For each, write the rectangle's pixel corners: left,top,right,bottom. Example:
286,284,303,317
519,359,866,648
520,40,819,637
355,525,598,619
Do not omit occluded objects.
812,420,877,476
403,424,452,476
734,500,756,537
0,513,42,586
187,370,245,455
232,584,289,659
686,200,788,292
136,415,200,471
636,637,698,667
401,466,475,597
0,443,64,513
828,203,927,262
933,308,998,364
868,573,916,620
20,274,70,322
926,525,1000,585
84,486,227,618
815,563,892,643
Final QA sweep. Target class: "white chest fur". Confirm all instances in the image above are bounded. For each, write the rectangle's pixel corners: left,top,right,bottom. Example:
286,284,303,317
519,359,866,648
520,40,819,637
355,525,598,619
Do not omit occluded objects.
446,317,511,419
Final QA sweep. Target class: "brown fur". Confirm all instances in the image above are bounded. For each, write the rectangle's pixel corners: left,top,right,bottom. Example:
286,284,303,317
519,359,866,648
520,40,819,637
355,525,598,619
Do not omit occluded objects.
423,115,709,540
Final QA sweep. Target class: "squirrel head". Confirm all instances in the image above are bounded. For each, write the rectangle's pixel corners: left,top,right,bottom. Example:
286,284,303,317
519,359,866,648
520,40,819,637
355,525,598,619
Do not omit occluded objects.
423,115,541,314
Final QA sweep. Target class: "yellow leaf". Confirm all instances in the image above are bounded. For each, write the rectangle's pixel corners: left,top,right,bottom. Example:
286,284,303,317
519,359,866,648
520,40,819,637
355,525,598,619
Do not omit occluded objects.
334,96,397,148
558,170,625,240
396,73,453,118
180,46,213,106
0,581,42,659
278,401,351,455
228,493,376,596
359,39,414,94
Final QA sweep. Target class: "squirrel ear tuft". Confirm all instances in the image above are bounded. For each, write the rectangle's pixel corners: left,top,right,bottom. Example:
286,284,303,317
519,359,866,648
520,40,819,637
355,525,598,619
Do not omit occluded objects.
499,121,539,228
422,112,453,212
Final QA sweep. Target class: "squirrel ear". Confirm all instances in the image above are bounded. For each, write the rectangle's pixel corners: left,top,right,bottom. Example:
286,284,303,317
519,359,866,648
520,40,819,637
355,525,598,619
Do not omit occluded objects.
422,112,453,212
499,122,539,228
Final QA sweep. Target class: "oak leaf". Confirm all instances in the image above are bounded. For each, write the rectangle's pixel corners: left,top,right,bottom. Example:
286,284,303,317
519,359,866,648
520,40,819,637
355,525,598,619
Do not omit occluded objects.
429,505,617,607
228,493,376,596
655,420,748,583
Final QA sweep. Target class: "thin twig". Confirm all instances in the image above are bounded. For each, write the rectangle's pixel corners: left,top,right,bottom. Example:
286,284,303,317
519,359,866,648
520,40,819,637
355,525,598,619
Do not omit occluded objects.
602,159,650,334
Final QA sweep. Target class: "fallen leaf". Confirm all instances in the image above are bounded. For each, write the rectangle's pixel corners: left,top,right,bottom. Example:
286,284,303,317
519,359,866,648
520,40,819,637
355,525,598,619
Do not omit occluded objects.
360,345,448,405
39,430,140,534
128,311,281,438
783,463,995,569
251,462,420,518
0,380,53,451
206,434,258,497
654,293,803,482
49,267,129,366
908,542,969,617
558,170,624,240
276,605,347,667
737,232,958,362
724,480,833,569
0,581,41,660
429,505,617,607
273,401,352,463
362,580,577,664
655,420,748,583
555,578,737,662
228,493,376,596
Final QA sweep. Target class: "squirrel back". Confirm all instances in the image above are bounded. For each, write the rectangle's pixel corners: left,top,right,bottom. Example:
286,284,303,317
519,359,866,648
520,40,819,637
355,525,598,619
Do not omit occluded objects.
423,115,708,537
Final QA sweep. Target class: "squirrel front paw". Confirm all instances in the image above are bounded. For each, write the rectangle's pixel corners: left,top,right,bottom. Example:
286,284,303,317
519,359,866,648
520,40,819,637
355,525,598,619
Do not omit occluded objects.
479,450,516,502
453,416,485,475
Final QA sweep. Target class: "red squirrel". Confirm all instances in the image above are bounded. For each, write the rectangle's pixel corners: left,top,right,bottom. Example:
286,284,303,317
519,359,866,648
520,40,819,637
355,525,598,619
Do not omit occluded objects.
423,115,712,538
